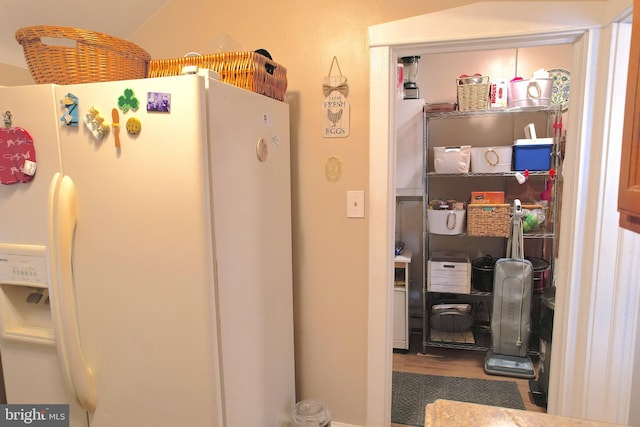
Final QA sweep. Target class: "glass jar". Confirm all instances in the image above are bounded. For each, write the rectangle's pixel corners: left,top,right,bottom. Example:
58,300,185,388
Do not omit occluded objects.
292,399,331,427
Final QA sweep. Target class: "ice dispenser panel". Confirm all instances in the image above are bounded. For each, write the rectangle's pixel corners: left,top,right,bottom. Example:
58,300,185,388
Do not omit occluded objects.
0,243,54,344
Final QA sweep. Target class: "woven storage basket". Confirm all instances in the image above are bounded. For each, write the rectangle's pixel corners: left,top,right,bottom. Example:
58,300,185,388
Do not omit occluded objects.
456,76,490,112
467,204,510,237
15,26,150,85
148,52,287,101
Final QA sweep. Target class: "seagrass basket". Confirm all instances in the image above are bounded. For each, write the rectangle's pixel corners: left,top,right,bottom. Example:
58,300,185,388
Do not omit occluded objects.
148,52,287,101
467,204,510,237
15,26,151,84
456,76,490,112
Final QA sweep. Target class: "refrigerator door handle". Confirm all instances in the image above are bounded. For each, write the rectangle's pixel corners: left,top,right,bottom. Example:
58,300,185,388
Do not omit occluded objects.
48,172,97,413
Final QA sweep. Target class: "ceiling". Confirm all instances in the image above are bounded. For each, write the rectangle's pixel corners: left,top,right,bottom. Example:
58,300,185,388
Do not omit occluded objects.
1,0,169,68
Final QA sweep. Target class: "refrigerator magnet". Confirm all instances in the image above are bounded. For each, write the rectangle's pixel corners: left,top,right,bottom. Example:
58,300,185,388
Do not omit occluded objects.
60,93,79,126
147,92,171,113
83,107,110,140
126,117,141,135
118,88,140,113
3,111,12,128
0,126,37,184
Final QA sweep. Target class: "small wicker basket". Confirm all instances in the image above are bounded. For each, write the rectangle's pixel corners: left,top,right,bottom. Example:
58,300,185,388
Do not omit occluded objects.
147,52,287,101
456,76,490,112
15,26,151,85
467,204,510,237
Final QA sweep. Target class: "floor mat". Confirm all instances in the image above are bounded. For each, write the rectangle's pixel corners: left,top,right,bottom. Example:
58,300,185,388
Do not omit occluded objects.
391,371,525,426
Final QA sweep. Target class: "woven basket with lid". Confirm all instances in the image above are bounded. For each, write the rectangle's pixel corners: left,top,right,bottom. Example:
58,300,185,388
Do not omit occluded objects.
16,25,151,85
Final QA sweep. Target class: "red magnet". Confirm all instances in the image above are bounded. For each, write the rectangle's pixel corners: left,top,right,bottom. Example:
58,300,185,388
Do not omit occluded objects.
0,127,37,184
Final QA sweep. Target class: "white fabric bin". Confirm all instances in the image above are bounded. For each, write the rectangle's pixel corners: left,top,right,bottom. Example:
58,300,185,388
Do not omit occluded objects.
433,145,471,174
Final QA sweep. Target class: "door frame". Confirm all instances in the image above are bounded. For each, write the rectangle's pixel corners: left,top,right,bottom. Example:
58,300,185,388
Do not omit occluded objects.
367,2,635,425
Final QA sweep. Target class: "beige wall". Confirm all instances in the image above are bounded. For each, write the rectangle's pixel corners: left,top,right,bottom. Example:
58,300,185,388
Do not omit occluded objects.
0,63,33,86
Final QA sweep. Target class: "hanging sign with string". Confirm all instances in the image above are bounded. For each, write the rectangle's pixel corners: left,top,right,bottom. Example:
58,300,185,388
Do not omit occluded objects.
322,56,350,138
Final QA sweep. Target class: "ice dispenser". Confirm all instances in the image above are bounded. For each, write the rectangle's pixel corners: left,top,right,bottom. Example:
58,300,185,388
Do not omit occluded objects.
0,244,54,345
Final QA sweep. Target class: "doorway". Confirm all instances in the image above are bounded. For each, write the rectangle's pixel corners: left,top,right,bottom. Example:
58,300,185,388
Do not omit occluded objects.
367,2,637,426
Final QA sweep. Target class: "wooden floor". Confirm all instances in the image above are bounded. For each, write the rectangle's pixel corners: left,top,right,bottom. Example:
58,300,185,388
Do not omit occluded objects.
391,331,545,427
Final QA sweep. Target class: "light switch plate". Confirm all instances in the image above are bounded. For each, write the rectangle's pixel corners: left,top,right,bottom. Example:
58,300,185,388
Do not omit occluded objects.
347,190,365,218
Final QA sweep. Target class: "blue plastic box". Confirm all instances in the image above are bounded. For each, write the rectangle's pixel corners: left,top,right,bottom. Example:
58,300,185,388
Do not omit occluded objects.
512,143,552,171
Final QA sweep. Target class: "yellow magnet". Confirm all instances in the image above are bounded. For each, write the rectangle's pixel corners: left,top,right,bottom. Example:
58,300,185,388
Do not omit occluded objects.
126,117,141,135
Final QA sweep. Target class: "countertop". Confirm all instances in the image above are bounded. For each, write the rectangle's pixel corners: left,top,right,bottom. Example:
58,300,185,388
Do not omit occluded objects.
424,399,629,426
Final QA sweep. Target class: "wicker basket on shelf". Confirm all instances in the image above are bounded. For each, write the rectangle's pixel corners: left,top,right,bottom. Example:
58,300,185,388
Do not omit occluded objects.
456,76,490,112
148,52,288,101
15,26,151,85
467,204,510,237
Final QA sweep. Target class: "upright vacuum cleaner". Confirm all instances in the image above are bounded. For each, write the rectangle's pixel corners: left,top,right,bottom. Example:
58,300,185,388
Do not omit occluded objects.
484,199,536,378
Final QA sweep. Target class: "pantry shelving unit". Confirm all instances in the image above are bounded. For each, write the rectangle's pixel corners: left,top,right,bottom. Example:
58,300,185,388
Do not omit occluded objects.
421,106,562,354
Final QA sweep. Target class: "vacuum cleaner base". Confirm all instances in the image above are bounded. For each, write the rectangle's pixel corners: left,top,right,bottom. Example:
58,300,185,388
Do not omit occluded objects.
484,350,536,379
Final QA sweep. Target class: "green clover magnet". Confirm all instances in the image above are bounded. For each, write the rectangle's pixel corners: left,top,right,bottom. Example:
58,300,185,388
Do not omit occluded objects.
118,88,140,113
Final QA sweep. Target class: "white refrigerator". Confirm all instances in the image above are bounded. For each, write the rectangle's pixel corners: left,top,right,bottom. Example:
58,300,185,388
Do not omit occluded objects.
0,72,295,426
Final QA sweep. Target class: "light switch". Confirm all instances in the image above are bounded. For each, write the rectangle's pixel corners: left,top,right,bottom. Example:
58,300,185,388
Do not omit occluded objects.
347,190,365,218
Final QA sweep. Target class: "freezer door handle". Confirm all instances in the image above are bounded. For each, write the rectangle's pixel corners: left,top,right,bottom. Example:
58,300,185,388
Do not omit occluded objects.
48,172,97,412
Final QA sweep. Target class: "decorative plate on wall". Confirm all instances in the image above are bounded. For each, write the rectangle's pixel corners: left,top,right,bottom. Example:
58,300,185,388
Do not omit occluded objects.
548,68,570,111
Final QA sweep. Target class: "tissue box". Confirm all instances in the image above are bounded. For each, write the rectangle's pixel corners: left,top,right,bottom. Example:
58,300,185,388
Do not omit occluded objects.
471,191,505,204
428,252,471,294
508,78,552,108
513,143,553,171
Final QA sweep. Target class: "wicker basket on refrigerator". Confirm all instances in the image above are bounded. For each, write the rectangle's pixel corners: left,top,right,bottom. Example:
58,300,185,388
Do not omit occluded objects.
15,25,151,84
147,51,288,101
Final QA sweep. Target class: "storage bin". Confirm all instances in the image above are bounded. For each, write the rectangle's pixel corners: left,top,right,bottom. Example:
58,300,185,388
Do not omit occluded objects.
428,252,471,294
507,78,552,108
148,51,288,101
427,209,466,235
470,146,512,173
513,143,552,171
467,204,510,237
433,145,471,174
457,76,490,112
